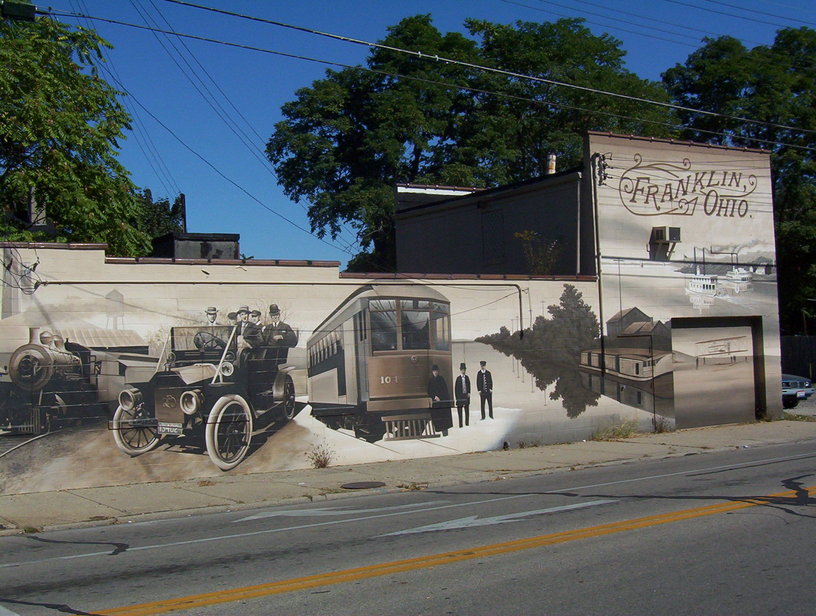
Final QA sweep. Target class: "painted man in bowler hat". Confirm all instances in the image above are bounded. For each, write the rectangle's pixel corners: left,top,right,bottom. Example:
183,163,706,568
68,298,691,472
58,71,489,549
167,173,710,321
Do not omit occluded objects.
205,306,219,325
263,303,298,363
427,364,450,409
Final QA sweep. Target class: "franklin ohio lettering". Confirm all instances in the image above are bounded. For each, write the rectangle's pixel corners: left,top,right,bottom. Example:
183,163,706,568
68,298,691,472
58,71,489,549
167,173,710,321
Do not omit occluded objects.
617,156,758,218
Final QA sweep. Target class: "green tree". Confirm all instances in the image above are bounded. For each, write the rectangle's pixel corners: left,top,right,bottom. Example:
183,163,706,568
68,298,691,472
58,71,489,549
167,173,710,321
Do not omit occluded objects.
460,18,674,183
268,15,675,272
0,14,149,255
663,28,816,333
135,190,186,239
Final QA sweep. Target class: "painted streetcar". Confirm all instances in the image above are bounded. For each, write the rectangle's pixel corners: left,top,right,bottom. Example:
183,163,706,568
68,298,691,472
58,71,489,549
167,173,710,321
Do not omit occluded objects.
307,285,453,442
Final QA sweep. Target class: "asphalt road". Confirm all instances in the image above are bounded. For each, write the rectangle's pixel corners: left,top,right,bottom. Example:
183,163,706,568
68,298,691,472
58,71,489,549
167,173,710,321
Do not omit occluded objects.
1,439,815,616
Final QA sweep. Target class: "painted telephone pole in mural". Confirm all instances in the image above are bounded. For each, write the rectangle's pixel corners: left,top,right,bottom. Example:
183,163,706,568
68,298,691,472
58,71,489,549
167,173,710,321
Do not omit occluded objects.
477,284,601,418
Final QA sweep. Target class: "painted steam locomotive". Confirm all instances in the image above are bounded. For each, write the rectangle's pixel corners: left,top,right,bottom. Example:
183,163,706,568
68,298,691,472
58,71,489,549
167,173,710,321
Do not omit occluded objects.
0,327,155,434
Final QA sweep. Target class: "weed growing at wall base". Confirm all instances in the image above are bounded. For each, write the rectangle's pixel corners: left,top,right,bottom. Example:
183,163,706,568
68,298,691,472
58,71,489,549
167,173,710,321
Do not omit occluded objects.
591,419,640,441
305,440,335,468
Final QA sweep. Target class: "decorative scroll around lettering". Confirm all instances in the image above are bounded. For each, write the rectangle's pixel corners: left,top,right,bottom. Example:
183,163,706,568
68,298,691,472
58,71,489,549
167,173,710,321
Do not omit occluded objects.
617,154,758,218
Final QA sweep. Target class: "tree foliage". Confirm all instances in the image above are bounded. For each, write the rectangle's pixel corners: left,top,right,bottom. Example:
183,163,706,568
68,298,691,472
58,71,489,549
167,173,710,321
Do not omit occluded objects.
135,190,186,239
663,28,816,333
0,15,150,255
267,15,675,272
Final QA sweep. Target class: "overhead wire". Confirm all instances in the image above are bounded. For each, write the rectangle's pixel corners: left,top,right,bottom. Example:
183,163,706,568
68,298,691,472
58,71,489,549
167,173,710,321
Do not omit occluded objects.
131,0,360,251
57,4,360,255
160,0,816,137
502,0,703,47
700,0,816,27
660,0,800,28
517,0,816,78
46,8,816,155
543,0,767,45
71,0,182,199
94,66,356,257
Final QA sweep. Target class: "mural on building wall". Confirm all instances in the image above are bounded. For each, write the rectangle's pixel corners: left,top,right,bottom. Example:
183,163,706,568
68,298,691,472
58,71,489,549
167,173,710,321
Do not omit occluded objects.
589,132,781,426
0,326,154,434
579,307,675,428
1,270,668,494
477,285,600,419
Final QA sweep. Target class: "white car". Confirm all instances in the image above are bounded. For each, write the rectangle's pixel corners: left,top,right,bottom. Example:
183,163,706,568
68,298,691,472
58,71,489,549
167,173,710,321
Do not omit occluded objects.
782,374,814,409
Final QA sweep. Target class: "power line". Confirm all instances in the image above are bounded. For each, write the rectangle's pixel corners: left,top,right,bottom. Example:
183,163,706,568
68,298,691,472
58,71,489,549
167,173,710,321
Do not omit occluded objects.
137,0,360,250
504,0,703,47
96,70,356,257
660,0,795,28
62,3,360,252
700,0,816,27
160,0,816,137
71,0,183,198
45,8,816,154
546,0,767,45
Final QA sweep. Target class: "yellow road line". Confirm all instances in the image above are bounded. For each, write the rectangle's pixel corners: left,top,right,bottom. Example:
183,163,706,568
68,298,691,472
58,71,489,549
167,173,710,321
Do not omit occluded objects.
86,486,815,616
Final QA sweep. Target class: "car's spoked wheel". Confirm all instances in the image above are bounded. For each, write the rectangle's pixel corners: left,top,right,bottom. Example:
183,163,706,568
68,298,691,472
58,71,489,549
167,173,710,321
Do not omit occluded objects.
282,374,296,421
206,395,253,470
112,404,160,455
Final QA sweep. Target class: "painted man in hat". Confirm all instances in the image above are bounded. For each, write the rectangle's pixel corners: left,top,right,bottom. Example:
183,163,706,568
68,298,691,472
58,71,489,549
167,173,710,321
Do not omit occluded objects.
427,364,450,409
477,360,493,419
454,362,471,427
193,306,225,351
250,309,262,326
205,306,219,325
235,305,262,347
262,303,298,363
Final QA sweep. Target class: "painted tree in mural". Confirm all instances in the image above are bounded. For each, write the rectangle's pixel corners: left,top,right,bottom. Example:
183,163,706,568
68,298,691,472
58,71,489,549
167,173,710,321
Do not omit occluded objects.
477,284,600,418
0,15,150,255
662,27,816,334
267,15,675,272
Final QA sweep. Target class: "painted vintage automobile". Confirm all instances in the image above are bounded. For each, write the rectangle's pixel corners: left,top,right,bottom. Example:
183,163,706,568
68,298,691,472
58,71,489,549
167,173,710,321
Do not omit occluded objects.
110,324,299,470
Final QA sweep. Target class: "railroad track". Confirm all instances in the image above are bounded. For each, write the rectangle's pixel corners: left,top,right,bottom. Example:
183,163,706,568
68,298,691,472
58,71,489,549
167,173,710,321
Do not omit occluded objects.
0,433,49,458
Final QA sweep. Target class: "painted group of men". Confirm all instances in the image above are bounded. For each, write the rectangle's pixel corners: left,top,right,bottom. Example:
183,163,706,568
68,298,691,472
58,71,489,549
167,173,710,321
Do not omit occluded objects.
204,304,297,351
428,361,493,428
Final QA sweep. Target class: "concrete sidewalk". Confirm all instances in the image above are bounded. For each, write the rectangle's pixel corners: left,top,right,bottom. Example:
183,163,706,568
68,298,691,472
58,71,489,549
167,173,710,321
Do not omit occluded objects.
1,419,816,535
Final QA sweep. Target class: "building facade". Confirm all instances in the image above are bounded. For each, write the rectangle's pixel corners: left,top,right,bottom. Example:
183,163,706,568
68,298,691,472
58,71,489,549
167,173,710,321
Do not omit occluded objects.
0,132,781,495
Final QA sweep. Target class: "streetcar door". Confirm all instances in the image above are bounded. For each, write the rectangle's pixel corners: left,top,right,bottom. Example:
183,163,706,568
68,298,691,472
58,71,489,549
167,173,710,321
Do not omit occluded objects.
354,310,370,402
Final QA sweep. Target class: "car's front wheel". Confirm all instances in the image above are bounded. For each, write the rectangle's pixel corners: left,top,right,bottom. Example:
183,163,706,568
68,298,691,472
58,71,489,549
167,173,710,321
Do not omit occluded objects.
205,395,254,471
783,396,800,409
281,374,297,421
112,404,160,456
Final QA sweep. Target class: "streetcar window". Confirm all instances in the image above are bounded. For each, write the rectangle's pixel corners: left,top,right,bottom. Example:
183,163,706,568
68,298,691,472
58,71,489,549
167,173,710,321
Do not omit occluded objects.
370,300,398,351
401,308,430,350
432,311,450,351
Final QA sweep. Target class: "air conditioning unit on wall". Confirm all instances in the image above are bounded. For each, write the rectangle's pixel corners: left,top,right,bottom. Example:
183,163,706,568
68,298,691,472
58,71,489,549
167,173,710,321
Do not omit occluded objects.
652,226,681,244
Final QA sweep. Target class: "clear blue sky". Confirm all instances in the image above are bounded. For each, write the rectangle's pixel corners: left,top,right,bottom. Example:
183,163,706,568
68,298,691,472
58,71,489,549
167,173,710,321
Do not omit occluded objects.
46,0,816,266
